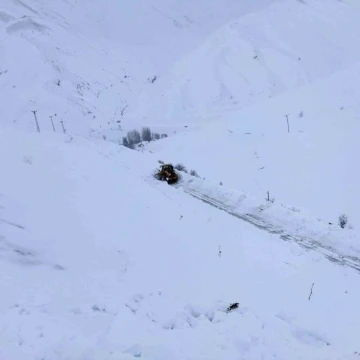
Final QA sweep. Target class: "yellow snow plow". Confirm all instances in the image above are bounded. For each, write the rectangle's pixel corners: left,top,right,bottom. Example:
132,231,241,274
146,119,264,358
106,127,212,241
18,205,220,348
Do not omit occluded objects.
155,164,179,184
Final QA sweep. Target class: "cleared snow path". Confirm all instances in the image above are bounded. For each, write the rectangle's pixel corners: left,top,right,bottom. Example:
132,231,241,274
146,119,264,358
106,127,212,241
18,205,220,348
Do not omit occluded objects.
164,176,360,273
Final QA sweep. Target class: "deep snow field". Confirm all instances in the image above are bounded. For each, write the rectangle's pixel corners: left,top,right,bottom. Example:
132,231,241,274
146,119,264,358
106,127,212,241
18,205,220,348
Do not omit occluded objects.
1,0,360,359
1,127,360,359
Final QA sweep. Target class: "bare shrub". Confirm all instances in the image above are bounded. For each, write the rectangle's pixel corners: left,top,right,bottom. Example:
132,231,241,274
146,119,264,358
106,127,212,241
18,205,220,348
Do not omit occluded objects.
338,214,348,229
127,130,141,145
175,163,187,172
226,303,239,313
141,127,152,142
122,136,134,149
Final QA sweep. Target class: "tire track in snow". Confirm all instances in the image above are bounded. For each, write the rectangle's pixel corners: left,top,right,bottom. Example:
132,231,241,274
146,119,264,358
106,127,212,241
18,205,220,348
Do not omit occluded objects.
173,183,360,273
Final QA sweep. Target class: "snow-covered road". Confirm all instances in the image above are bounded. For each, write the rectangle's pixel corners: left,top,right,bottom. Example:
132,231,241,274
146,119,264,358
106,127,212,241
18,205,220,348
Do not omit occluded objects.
175,181,360,273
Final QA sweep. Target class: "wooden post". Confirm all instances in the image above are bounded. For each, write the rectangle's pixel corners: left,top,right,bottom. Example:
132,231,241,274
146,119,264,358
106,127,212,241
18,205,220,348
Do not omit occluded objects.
32,110,40,133
286,114,290,133
50,116,55,132
60,120,66,134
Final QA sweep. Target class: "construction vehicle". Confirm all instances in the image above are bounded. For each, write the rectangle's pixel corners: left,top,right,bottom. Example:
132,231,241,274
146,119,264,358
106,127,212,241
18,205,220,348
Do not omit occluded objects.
156,164,179,184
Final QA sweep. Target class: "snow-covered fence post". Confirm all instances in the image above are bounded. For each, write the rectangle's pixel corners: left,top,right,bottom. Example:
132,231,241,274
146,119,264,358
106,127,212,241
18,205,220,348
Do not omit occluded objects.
50,115,56,132
285,114,290,133
308,283,315,301
32,110,40,133
60,120,66,134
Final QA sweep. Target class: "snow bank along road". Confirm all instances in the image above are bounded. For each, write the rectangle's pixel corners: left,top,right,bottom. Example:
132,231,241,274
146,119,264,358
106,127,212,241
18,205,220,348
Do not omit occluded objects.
164,175,360,273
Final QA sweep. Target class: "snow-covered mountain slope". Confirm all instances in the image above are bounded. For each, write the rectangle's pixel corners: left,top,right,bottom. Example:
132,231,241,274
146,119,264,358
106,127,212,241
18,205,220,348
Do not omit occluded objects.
1,0,359,357
1,0,360,137
137,0,360,122
0,0,283,138
146,61,360,232
1,127,360,359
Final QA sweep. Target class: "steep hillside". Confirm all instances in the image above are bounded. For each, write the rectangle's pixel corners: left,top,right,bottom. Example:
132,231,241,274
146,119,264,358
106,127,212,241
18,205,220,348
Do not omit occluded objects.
1,0,360,138
0,0,283,138
136,0,360,122
146,61,360,232
1,127,360,359
1,0,359,358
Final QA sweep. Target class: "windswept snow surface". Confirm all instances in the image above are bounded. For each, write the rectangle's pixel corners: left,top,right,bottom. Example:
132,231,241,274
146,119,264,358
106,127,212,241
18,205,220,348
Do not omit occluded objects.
1,127,360,359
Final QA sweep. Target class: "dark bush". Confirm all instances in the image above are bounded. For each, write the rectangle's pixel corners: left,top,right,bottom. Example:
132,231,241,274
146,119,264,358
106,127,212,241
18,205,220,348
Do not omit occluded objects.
175,163,187,172
339,214,348,229
190,169,199,178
